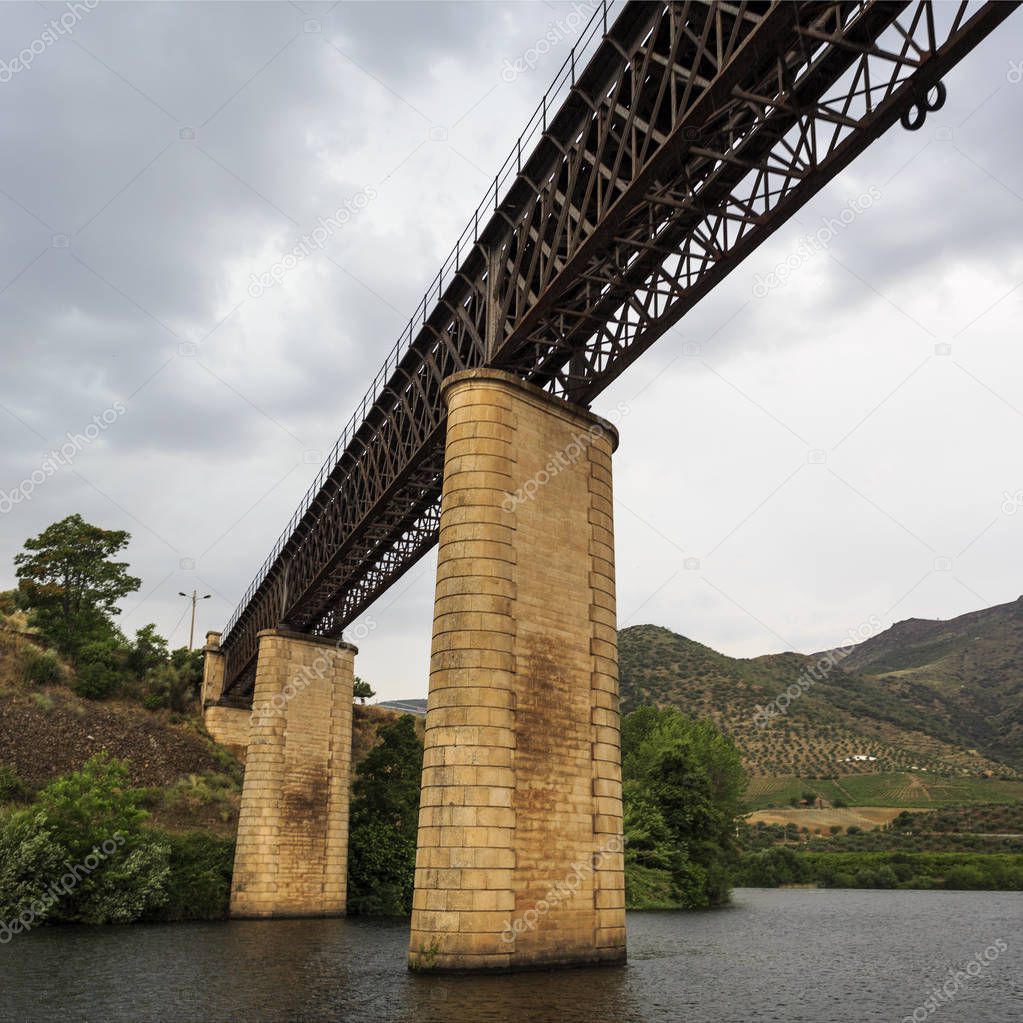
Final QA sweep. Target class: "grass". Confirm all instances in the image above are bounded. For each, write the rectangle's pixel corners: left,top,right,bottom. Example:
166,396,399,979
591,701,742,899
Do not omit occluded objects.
744,773,1023,810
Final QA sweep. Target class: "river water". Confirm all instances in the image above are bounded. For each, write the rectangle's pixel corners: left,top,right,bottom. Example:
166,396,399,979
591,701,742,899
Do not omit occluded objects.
1,889,1020,1022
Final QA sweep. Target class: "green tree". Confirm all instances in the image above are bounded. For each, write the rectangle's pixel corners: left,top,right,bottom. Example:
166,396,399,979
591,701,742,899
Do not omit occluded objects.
347,715,423,915
14,515,140,656
353,677,375,704
622,707,746,908
127,624,169,677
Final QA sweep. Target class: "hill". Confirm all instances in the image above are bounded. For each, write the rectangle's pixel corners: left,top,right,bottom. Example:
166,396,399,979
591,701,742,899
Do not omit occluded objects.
828,596,1023,768
618,621,1020,780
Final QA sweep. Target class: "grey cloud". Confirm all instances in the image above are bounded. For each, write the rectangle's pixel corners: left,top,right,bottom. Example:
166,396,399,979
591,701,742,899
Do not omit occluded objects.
1,2,1020,698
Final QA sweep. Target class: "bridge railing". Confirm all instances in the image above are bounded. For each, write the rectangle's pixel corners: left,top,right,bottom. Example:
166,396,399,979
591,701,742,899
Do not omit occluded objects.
222,0,622,646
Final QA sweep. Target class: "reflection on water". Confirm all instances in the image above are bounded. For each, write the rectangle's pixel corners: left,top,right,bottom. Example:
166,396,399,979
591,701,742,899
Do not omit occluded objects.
2,889,1021,1022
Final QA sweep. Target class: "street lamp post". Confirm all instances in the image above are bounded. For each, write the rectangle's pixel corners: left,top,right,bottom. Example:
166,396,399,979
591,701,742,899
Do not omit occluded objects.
179,590,211,650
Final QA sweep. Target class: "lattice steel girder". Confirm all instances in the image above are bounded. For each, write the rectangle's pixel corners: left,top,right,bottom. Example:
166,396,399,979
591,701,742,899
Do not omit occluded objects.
220,1,1017,698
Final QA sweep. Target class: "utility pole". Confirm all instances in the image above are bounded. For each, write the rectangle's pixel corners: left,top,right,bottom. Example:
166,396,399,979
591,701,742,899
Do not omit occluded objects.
178,590,211,650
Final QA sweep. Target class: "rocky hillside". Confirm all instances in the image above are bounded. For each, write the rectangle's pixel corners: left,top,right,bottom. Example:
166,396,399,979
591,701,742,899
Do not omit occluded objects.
0,621,420,804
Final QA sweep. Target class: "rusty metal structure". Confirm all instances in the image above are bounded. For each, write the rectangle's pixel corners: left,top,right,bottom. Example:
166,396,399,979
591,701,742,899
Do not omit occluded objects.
218,0,1017,698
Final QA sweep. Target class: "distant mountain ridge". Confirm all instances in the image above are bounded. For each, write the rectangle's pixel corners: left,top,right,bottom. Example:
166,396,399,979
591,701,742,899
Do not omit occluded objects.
618,597,1023,777
832,595,1023,768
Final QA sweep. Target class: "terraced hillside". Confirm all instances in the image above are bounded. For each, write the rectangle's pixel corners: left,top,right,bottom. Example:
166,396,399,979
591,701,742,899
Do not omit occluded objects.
619,624,1019,779
831,595,1023,768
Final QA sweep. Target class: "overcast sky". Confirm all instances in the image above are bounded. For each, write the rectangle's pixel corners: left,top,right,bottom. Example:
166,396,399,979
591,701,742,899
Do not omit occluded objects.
1,1,1021,702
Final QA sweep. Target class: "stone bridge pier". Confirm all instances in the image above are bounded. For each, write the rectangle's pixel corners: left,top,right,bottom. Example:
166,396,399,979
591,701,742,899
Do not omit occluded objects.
408,369,627,972
204,629,356,918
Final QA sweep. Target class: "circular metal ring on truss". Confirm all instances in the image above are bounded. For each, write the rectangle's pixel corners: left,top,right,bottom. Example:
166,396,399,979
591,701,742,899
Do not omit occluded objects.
924,80,947,112
901,80,947,131
901,102,927,131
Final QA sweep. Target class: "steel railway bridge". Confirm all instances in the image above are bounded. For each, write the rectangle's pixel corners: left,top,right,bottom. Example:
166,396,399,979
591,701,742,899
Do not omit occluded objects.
216,0,1018,701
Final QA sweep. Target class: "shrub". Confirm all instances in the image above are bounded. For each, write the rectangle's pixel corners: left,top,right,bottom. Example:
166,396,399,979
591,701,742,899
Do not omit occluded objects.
37,753,148,853
19,647,64,687
142,661,198,713
738,846,811,886
347,716,423,916
625,862,678,909
29,692,54,713
943,864,989,890
72,638,128,700
347,817,417,916
70,835,170,924
0,810,68,928
0,764,28,803
17,756,170,924
145,831,234,921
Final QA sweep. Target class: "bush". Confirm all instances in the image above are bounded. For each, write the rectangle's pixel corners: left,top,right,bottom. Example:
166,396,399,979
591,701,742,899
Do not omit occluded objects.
0,810,68,928
943,864,989,890
622,708,745,909
738,846,812,886
70,835,170,924
36,755,170,923
625,862,678,909
0,756,174,926
347,818,417,916
346,716,423,916
853,865,898,889
0,764,28,803
29,692,54,713
73,641,125,700
37,753,148,852
19,647,64,686
145,831,234,921
0,758,240,927
142,661,199,713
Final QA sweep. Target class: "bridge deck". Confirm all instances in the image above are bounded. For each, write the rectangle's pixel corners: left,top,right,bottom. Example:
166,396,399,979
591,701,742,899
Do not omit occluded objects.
219,0,1017,698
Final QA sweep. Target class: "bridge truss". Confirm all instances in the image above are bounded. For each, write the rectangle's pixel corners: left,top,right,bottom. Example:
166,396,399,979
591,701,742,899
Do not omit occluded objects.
219,0,1017,698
